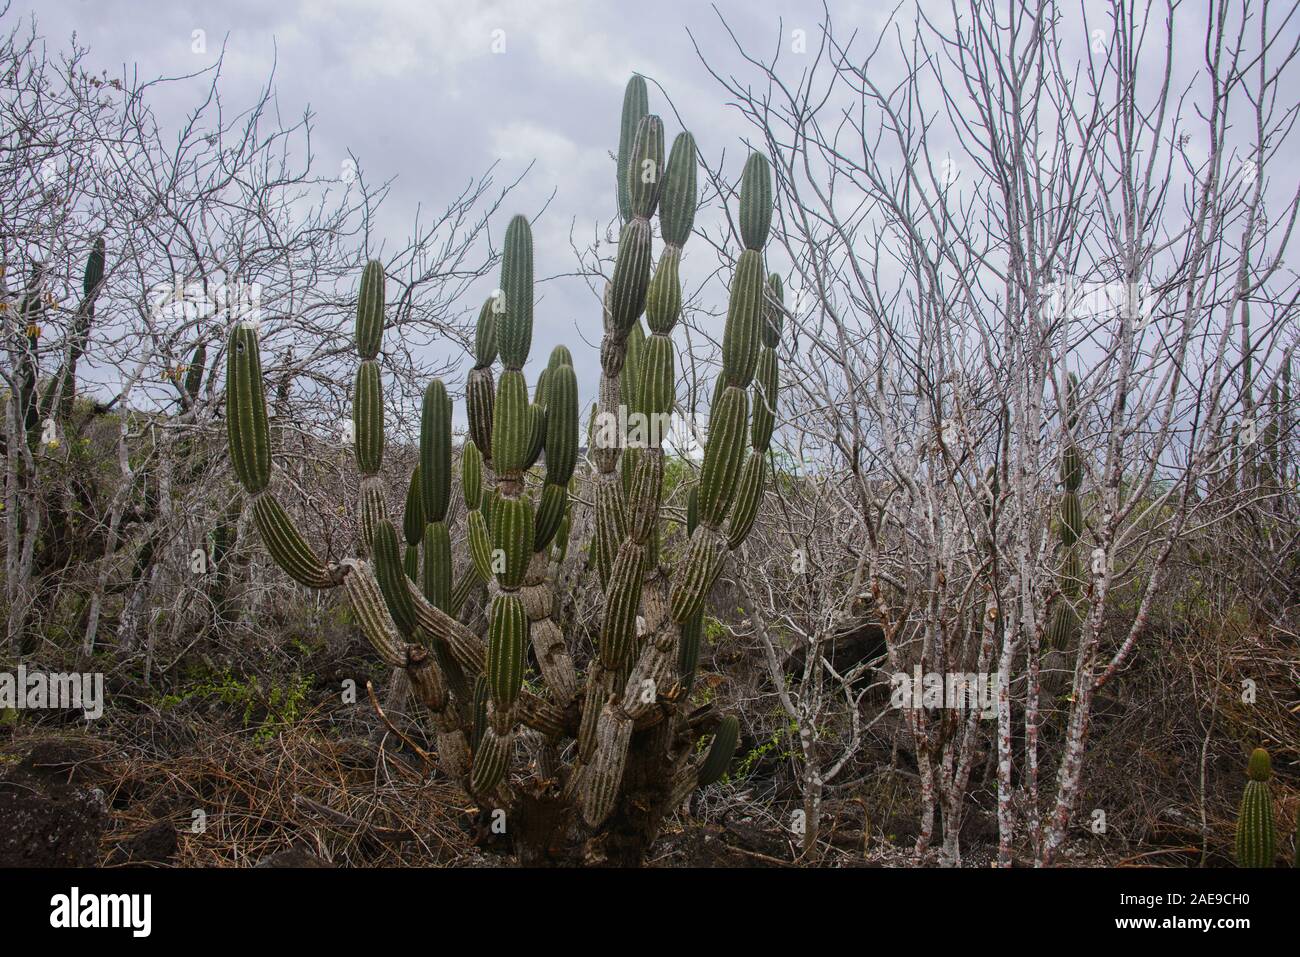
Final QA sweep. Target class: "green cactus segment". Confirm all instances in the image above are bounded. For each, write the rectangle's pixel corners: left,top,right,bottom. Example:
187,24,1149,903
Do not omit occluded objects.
1045,601,1079,653
721,250,765,389
610,219,653,334
628,114,665,220
1236,749,1276,867
548,344,573,370
1247,747,1273,782
474,297,498,368
623,321,646,417
422,520,452,612
359,480,388,551
535,368,551,408
544,362,579,484
462,440,483,511
599,544,645,666
353,360,383,474
626,446,664,540
492,370,530,475
659,132,698,247
183,342,207,404
498,215,534,369
593,481,626,588
1060,491,1083,546
450,567,479,618
250,494,334,589
686,485,699,537
402,467,425,545
751,347,778,453
467,367,495,459
487,594,527,708
617,75,649,224
1065,373,1081,428
356,260,385,360
469,674,489,752
491,494,534,589
553,493,572,561
225,325,271,494
1061,444,1082,491
738,153,773,250
669,531,724,622
403,544,419,582
726,452,765,548
84,236,106,299
678,610,703,693
698,386,749,527
761,273,784,348
470,724,510,794
1060,550,1083,598
639,333,675,417
467,509,494,582
533,482,568,552
420,379,452,521
699,715,740,785
372,520,418,637
525,402,547,470
645,247,682,335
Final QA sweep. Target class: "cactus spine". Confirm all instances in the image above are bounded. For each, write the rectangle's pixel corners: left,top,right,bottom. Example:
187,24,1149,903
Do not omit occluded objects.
1235,747,1276,867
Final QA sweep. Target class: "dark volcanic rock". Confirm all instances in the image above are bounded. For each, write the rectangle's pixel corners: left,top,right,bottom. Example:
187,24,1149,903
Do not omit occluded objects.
0,741,110,866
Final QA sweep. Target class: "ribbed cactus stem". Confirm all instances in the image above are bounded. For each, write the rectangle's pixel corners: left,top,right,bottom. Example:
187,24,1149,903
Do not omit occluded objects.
497,215,533,370
356,260,385,361
616,75,649,224
1235,748,1276,867
226,324,271,493
698,715,740,785
1046,371,1084,674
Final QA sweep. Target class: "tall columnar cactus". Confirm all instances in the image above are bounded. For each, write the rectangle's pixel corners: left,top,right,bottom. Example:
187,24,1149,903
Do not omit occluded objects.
1235,747,1276,868
1044,373,1083,694
45,237,107,423
225,76,778,862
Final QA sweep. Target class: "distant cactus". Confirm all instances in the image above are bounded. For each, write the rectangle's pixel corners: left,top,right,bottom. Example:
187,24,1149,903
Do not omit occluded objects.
1235,748,1276,868
225,77,776,861
1043,373,1084,695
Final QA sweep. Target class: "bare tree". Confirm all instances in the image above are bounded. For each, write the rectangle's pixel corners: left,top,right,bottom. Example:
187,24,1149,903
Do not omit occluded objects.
697,0,1299,864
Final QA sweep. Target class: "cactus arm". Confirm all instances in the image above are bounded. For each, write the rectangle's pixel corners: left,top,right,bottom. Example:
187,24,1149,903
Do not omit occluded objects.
616,75,649,225
1044,372,1085,691
697,714,741,785
668,150,772,625
470,214,539,792
519,349,580,707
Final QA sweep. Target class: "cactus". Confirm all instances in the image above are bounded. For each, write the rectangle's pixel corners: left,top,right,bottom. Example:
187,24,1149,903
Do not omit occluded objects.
1043,373,1084,695
1235,748,1276,867
225,77,780,863
698,715,740,786
42,238,108,423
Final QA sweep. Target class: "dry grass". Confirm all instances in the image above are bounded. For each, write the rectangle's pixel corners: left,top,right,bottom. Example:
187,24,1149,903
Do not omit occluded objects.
4,708,490,868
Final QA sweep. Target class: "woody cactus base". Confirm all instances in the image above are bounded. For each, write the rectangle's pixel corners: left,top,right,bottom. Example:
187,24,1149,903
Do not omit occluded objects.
225,76,780,864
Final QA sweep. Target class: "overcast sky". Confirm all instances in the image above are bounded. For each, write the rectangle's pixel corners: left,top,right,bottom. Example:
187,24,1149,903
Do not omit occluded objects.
17,0,861,406
14,1,1294,430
